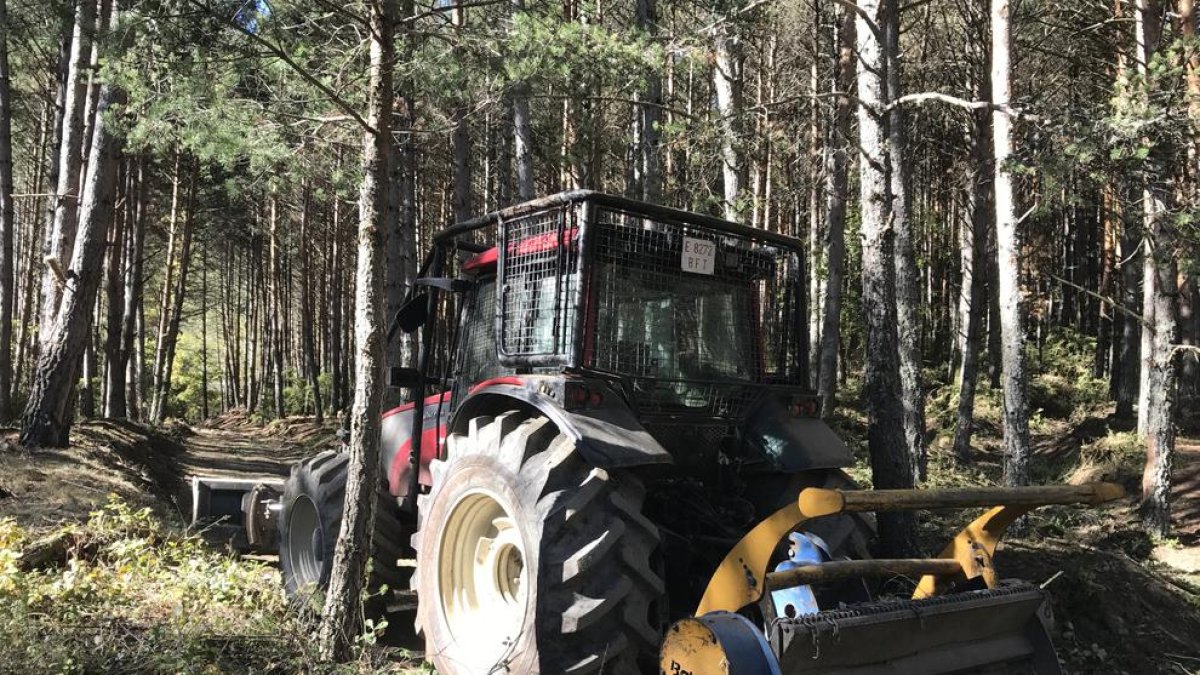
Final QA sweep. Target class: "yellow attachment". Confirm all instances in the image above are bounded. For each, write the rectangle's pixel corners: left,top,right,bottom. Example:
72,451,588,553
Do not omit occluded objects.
695,501,810,616
695,482,1125,616
659,617,733,675
660,613,779,675
912,504,1029,599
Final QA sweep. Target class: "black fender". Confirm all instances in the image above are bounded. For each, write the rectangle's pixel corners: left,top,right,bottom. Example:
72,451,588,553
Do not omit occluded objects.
451,380,673,469
742,397,854,471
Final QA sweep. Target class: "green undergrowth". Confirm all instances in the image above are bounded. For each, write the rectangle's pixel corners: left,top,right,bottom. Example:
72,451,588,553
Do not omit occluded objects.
0,498,421,674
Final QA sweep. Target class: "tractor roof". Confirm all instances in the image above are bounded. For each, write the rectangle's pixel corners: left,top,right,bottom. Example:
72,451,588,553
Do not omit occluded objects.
435,190,807,252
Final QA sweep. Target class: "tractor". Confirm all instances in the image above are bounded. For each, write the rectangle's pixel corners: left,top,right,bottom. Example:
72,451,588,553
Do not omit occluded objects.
196,191,1122,674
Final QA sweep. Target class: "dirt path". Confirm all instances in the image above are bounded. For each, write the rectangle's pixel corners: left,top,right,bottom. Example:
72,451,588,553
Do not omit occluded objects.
1171,437,1200,545
177,426,310,481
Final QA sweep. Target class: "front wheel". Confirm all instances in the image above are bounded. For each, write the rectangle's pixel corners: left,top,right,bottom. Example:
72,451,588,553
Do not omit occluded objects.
277,450,410,615
413,413,665,674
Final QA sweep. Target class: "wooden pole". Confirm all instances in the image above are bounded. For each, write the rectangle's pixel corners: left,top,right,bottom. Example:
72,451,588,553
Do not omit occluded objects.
799,483,1125,518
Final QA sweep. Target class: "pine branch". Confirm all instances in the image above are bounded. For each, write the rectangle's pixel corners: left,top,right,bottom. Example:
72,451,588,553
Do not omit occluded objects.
400,0,511,24
185,0,376,136
1045,272,1147,326
888,92,1034,119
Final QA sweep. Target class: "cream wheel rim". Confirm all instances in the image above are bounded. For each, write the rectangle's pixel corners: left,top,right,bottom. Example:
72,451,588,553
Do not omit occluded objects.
437,489,529,669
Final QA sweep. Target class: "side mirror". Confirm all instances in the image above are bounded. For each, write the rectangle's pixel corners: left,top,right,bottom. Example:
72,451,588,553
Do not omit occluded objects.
395,292,430,334
388,366,423,389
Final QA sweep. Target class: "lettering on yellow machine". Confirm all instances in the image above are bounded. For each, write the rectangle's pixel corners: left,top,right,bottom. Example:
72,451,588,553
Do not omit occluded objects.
659,618,728,675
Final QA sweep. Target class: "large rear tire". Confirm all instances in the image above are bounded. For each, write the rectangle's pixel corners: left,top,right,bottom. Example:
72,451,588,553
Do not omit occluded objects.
413,412,665,674
278,450,410,616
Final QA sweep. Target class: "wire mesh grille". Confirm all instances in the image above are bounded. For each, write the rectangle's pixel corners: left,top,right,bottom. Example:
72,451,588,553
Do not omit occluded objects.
498,206,580,359
458,280,503,385
587,206,804,416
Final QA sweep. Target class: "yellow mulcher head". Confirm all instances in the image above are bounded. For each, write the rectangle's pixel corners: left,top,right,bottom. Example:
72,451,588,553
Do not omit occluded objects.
660,483,1124,675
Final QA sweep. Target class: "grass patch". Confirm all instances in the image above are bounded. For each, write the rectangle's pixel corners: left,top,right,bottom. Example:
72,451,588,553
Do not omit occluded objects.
0,498,421,674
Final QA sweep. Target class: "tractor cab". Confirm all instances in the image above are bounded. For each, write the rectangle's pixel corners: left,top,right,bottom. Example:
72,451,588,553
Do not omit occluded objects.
380,191,851,509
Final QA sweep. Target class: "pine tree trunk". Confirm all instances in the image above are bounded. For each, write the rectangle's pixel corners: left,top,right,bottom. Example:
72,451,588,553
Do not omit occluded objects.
393,4,418,374
806,38,825,384
21,40,123,448
268,195,286,418
317,0,392,659
200,238,208,419
713,22,746,221
1116,210,1140,418
150,154,182,418
818,6,854,417
634,0,662,202
38,0,95,338
329,196,344,413
806,15,825,383
123,160,145,420
953,86,991,463
883,0,926,482
78,313,96,418
300,191,323,424
451,106,472,222
1135,0,1162,437
1138,236,1155,435
75,0,110,202
511,0,534,201
986,226,1002,389
151,168,195,423
102,160,126,417
1141,190,1177,536
0,0,14,420
855,0,917,557
990,0,1031,487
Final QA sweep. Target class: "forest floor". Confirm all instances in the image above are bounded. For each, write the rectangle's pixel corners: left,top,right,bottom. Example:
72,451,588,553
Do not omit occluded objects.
0,405,1198,673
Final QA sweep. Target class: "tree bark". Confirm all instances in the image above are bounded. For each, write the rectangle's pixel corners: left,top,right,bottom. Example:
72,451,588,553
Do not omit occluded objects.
21,36,123,448
953,79,991,463
511,0,534,201
0,0,14,420
38,0,95,338
329,192,344,414
991,0,1031,487
883,0,926,482
102,160,126,417
300,190,323,423
818,6,854,417
855,0,917,557
268,195,286,418
634,0,662,202
317,0,392,659
200,237,208,419
1134,0,1163,437
393,0,418,375
1141,194,1177,536
713,22,746,221
150,166,195,423
1116,210,1141,418
451,106,472,222
807,14,825,384
123,159,145,420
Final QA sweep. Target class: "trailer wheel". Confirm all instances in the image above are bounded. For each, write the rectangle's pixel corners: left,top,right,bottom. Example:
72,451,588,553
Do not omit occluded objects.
278,450,410,615
413,413,665,675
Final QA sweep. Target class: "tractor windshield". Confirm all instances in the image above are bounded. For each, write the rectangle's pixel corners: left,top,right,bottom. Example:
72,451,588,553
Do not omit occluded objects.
582,207,802,414
592,263,758,385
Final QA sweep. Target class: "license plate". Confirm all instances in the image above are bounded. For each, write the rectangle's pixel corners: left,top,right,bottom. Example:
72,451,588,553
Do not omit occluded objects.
681,237,716,275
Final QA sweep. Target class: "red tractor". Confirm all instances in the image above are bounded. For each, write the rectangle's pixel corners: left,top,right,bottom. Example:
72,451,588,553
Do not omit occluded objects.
203,191,1119,674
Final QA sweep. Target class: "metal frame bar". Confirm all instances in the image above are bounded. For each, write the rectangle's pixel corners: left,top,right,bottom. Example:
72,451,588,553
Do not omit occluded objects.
433,190,806,251
695,482,1125,616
